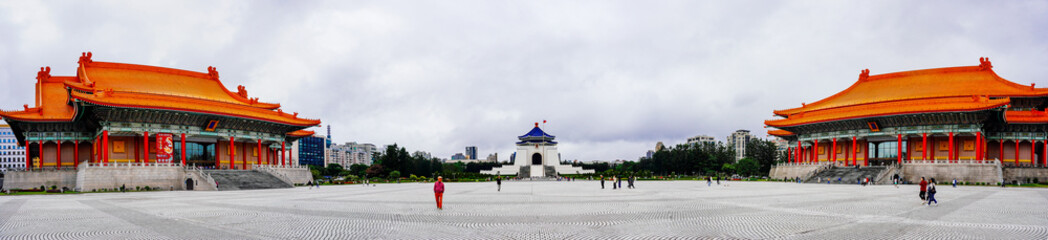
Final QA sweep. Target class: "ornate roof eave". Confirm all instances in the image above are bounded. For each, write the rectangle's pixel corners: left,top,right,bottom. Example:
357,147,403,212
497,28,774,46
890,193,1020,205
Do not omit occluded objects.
766,96,1009,128
773,58,1048,117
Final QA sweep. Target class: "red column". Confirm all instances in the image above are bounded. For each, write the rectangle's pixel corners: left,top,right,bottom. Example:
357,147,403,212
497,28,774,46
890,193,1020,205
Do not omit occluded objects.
103,131,109,166
134,136,140,163
216,139,222,168
144,131,151,164
229,137,235,169
975,132,982,161
947,132,954,163
813,139,819,163
38,140,44,169
25,140,30,170
1031,140,1036,167
257,139,262,167
180,133,186,166
56,141,61,170
832,138,838,164
997,139,1006,162
922,133,928,161
852,137,858,166
74,140,79,169
1042,139,1047,167
281,141,286,167
1014,139,1020,166
796,141,801,164
897,134,902,164
864,141,869,166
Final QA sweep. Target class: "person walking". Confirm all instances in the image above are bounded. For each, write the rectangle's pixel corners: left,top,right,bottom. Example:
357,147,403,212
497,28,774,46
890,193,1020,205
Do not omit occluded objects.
952,178,957,188
716,176,720,185
496,176,502,192
616,176,623,189
918,177,928,202
628,175,635,189
434,176,445,210
308,181,313,189
612,176,617,189
926,178,938,206
707,176,712,187
315,180,320,189
600,175,605,189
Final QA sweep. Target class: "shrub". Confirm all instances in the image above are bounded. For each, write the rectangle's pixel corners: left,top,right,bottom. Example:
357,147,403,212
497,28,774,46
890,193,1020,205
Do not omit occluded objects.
144,186,151,191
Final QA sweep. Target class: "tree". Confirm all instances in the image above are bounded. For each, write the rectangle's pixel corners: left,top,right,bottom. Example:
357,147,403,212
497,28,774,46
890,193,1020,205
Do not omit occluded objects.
325,164,344,177
366,164,385,177
389,170,401,179
721,163,736,175
745,138,780,176
736,158,760,177
349,164,369,177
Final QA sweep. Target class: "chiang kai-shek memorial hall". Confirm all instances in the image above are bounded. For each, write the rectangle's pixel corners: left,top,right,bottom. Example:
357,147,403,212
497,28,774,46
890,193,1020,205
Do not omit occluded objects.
0,52,320,172
481,123,594,177
766,58,1048,184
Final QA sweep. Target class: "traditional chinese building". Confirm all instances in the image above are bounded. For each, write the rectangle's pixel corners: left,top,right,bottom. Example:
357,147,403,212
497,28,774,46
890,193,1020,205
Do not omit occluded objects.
766,58,1048,184
0,52,320,171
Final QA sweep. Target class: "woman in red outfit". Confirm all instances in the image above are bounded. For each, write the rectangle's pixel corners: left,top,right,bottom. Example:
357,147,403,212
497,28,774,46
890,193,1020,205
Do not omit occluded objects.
434,176,445,209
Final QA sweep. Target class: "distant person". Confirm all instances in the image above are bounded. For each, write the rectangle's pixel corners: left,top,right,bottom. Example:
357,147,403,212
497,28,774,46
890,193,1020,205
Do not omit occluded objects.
496,176,502,192
308,181,313,189
952,179,957,188
617,176,623,189
716,176,720,185
434,176,445,210
918,177,928,201
926,178,938,206
600,175,605,189
628,176,635,189
315,181,320,189
707,176,712,187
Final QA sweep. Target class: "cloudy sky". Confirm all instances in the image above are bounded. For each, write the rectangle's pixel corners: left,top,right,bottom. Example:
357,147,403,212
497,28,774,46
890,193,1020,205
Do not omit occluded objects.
1,1,1046,161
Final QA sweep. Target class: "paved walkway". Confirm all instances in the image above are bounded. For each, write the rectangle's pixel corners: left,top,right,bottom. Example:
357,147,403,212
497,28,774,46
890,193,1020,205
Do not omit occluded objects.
1,181,1047,239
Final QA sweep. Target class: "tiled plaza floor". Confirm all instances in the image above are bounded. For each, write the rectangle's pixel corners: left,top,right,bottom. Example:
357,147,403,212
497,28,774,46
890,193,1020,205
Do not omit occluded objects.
1,180,1046,239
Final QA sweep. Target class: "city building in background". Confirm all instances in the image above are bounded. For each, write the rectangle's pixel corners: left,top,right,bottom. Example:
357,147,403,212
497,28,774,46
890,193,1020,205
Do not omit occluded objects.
295,135,326,167
687,135,718,146
450,153,466,160
465,146,477,160
486,153,498,162
0,124,27,171
726,130,753,161
328,142,378,166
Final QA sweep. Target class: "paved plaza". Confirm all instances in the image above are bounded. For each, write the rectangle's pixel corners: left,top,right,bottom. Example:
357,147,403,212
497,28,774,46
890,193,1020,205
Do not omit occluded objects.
1,181,1047,239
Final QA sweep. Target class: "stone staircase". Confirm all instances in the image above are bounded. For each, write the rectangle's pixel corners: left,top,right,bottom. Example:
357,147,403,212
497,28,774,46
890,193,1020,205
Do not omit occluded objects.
545,166,555,177
805,166,888,184
519,166,530,177
203,170,293,191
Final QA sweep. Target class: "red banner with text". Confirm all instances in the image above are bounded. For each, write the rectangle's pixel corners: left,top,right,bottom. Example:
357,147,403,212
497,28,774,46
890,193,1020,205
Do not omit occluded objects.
156,133,173,163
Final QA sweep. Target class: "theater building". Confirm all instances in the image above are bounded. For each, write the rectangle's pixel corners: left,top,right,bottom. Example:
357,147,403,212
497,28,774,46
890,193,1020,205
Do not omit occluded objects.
767,58,1048,184
0,52,318,191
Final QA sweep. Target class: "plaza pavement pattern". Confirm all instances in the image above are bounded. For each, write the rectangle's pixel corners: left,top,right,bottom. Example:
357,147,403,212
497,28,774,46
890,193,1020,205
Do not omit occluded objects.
1,181,1047,239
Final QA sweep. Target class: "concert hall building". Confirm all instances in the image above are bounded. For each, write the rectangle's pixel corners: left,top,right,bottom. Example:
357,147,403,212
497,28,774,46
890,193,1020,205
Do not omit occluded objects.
766,58,1048,184
0,52,319,191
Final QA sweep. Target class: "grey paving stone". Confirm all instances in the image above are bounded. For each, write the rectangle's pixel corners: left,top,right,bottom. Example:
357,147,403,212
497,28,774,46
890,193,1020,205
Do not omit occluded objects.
0,181,1045,239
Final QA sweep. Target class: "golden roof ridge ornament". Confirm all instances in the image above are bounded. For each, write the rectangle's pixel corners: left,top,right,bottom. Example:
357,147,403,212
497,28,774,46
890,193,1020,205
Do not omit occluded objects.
858,69,870,81
207,66,220,80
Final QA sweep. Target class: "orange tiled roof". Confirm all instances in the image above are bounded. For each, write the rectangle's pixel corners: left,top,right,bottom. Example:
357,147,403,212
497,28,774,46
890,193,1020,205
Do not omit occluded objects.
1,52,320,127
768,129,794,137
287,130,316,137
766,58,1045,127
1005,110,1048,124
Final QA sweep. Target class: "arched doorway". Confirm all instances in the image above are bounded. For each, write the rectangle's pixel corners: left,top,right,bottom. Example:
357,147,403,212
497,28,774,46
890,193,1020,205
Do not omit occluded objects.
532,153,542,165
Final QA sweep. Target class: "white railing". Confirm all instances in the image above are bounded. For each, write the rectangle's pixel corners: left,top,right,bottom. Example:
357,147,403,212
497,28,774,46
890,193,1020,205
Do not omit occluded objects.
252,165,296,186
84,162,184,168
187,167,218,190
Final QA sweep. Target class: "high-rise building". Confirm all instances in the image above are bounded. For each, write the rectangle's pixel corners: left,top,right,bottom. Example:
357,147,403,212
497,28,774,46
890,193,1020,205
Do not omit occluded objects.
726,130,753,161
327,142,379,166
0,124,26,171
465,146,477,160
450,153,467,160
687,135,718,146
295,135,326,167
